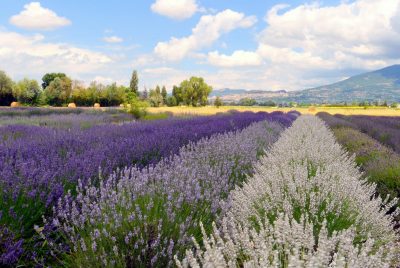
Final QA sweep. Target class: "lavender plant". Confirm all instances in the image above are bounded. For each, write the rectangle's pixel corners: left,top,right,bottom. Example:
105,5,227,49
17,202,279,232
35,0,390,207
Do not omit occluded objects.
179,116,399,267
0,107,125,117
335,114,400,153
1,112,287,266
0,226,24,266
47,118,290,267
0,113,134,128
177,214,397,268
316,112,359,129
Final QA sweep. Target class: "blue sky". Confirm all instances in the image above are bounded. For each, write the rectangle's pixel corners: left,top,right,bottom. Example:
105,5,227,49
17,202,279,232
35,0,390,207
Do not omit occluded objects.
1,0,400,91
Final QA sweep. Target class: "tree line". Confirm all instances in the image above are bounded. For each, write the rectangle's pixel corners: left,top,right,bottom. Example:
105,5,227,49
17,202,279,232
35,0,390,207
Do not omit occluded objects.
147,77,212,107
0,70,213,107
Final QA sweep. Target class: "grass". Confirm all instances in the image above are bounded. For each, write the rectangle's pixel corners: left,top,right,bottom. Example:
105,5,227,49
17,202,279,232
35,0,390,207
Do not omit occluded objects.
148,105,400,116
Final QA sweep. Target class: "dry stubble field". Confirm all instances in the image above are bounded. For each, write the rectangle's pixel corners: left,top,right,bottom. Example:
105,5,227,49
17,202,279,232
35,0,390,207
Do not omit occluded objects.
148,105,400,116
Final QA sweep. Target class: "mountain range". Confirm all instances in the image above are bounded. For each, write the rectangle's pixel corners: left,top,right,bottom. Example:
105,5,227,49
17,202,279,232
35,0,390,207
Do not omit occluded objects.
211,65,400,104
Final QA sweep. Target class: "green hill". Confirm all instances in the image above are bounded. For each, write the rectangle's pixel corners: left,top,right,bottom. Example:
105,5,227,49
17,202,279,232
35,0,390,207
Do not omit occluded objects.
289,65,400,103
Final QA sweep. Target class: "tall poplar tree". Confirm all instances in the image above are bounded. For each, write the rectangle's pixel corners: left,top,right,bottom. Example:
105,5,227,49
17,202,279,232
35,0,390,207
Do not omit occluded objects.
161,86,167,104
129,70,139,95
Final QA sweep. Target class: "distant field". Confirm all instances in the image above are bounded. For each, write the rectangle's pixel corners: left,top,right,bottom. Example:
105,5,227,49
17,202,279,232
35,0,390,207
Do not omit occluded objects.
1,105,399,116
148,105,400,116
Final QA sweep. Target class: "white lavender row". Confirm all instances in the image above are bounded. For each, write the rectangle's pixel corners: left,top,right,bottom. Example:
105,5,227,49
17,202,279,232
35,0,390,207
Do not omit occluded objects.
48,119,287,267
177,215,397,268
179,115,399,267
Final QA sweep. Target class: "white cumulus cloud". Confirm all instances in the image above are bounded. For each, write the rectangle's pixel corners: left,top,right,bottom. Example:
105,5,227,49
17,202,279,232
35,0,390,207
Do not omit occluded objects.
9,2,71,31
0,30,112,80
258,0,400,70
201,0,400,90
151,0,199,20
154,9,257,61
103,36,123,43
207,50,263,67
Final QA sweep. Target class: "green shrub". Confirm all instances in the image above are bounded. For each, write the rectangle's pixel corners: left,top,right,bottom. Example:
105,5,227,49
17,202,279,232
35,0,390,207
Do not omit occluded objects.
124,93,148,119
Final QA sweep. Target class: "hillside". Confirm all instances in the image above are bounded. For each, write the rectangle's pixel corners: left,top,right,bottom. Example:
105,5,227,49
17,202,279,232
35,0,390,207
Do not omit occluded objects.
213,65,400,103
210,89,288,102
290,65,400,103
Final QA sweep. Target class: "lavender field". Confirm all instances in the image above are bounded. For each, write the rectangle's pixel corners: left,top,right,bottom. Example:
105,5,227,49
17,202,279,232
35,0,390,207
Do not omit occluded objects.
1,109,399,267
0,109,296,266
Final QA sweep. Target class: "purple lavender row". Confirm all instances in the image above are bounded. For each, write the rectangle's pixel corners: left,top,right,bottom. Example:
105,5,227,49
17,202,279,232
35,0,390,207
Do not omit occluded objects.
0,113,134,128
47,113,297,267
334,115,400,153
0,111,283,206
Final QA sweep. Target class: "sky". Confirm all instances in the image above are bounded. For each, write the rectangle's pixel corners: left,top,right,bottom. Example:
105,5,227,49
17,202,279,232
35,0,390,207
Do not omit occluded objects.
1,0,400,91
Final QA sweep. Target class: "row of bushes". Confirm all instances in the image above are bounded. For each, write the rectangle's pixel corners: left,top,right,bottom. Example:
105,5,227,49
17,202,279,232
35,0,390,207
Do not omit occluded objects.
0,71,214,110
317,112,400,226
179,115,399,267
0,76,131,107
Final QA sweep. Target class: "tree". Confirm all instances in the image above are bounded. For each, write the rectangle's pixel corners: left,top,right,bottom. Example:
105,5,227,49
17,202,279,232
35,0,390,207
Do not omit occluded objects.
149,88,163,107
239,98,256,106
178,77,212,106
86,82,101,105
72,85,89,106
166,96,177,107
86,81,105,105
155,85,161,94
129,70,139,95
71,80,99,106
124,91,148,119
180,80,194,106
214,96,223,108
99,83,126,106
161,86,167,104
43,76,72,106
42,73,66,89
0,70,15,106
259,100,276,107
172,85,183,105
13,78,41,105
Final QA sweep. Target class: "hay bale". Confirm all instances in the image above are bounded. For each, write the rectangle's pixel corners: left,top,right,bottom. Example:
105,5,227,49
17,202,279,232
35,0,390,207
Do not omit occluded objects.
10,102,21,107
94,103,101,108
68,103,77,108
308,106,316,113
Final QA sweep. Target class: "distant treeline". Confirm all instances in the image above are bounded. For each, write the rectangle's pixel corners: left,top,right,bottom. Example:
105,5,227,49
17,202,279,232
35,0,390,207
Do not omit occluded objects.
2,69,397,108
0,70,213,107
226,97,399,108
